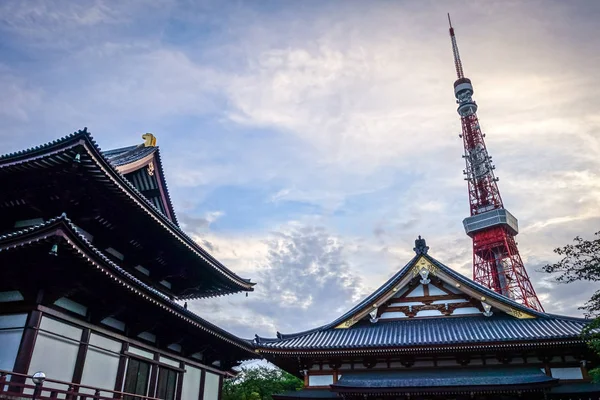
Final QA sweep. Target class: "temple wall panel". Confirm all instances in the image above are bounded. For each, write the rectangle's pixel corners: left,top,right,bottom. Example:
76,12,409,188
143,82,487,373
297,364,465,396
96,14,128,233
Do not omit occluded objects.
427,285,446,296
80,334,121,394
452,307,481,315
27,316,83,394
380,311,407,319
415,309,443,317
0,309,232,400
550,367,583,379
182,365,202,400
0,313,26,371
308,375,334,387
203,371,220,400
406,286,424,297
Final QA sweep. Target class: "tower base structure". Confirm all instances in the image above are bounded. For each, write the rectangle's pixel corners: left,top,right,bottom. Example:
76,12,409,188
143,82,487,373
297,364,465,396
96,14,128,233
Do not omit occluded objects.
471,225,545,312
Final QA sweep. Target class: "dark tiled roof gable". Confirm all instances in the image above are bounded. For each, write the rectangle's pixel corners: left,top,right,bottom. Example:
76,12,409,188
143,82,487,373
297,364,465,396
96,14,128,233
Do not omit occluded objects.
0,128,254,296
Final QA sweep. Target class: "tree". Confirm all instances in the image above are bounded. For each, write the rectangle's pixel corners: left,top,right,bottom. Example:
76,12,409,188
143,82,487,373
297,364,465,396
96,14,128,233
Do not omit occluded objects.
542,231,600,382
222,365,303,400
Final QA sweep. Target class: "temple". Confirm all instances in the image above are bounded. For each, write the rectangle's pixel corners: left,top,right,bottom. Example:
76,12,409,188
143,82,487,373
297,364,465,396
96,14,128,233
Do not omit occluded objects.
0,129,256,400
255,237,600,400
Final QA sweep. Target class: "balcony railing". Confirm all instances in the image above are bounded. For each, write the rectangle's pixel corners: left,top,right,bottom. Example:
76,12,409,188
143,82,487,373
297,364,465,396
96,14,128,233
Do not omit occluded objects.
0,370,161,400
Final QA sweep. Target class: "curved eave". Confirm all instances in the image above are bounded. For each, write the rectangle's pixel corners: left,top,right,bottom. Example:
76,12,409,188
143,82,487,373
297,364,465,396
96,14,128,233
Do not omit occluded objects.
0,129,255,296
0,214,257,354
151,147,180,226
256,338,587,356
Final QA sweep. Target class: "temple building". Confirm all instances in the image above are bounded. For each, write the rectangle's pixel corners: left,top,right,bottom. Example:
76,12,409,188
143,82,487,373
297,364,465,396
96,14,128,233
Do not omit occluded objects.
255,238,600,400
0,129,257,400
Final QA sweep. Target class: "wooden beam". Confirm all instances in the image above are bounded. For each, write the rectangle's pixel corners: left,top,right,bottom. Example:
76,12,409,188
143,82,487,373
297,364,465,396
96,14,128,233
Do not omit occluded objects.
198,369,206,400
390,293,468,304
71,328,91,385
11,309,42,392
113,342,129,397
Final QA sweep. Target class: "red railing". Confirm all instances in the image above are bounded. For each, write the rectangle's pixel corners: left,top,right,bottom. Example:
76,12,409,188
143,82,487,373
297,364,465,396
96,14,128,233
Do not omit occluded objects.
0,370,161,400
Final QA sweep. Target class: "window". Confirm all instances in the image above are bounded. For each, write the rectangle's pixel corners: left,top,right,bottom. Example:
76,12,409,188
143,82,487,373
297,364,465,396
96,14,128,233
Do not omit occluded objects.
156,368,178,400
123,358,151,400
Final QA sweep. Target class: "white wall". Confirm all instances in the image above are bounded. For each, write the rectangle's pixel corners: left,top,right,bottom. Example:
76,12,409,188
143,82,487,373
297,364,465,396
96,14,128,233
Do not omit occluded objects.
28,317,83,396
551,367,583,380
181,365,202,400
80,334,121,394
203,372,220,400
308,375,333,386
0,314,27,371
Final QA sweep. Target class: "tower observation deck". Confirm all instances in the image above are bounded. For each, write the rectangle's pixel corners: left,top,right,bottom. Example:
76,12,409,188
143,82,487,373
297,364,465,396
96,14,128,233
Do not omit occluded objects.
447,14,544,312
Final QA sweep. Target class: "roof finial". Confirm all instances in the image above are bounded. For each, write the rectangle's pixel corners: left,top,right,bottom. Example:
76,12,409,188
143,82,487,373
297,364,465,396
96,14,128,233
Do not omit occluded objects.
413,235,429,255
142,133,157,147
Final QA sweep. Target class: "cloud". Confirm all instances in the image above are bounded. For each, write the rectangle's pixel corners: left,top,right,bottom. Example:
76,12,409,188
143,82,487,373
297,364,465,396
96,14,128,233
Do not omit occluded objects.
188,223,367,337
1,0,599,340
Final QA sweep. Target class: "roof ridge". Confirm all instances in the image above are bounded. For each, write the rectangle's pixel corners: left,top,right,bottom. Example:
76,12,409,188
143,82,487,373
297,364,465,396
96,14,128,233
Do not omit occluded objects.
0,128,88,161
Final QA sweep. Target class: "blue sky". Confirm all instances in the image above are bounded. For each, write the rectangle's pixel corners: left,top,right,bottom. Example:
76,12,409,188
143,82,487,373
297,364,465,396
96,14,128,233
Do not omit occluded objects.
1,0,600,338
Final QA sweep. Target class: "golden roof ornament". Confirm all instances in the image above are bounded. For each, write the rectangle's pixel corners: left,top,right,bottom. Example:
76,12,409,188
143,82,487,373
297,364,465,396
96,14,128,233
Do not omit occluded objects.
142,133,157,147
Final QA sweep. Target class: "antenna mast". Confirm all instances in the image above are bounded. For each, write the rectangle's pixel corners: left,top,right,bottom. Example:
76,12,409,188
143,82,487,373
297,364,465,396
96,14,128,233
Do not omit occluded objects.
447,15,544,312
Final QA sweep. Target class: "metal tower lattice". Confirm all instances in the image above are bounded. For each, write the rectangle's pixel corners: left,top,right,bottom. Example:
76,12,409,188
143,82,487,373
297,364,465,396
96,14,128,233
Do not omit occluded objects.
447,14,544,312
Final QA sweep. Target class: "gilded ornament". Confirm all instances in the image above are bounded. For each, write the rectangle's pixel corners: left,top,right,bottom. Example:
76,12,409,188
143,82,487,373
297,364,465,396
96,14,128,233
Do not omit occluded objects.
147,161,155,176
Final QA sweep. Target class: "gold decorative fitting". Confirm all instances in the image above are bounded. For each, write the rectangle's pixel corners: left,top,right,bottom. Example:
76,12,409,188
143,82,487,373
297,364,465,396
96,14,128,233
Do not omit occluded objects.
411,259,438,277
147,161,155,176
455,283,461,288
373,304,378,308
142,133,157,147
480,297,486,301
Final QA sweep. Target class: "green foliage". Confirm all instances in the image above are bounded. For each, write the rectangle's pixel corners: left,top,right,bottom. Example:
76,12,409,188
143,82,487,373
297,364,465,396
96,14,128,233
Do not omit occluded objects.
543,231,600,382
222,365,303,400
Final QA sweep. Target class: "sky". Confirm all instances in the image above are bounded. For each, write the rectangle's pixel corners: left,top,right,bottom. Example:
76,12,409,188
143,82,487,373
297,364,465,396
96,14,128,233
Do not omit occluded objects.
1,0,600,339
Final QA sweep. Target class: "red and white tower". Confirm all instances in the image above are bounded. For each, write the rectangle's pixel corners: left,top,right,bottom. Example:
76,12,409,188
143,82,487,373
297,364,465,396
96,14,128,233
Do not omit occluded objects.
447,15,544,311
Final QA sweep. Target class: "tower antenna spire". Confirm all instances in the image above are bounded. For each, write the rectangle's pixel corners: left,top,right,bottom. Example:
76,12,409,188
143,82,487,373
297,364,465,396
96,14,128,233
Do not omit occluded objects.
447,13,464,79
447,16,544,312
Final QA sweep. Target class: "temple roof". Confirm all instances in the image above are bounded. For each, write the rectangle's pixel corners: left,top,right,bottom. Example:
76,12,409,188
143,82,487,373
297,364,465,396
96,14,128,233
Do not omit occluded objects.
255,239,590,354
0,214,255,353
102,140,179,225
0,128,254,298
103,144,156,166
331,368,557,392
256,314,587,351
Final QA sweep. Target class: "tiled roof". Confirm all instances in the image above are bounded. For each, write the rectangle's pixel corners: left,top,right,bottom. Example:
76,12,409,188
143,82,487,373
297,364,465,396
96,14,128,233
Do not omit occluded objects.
103,144,179,225
273,391,338,399
319,254,545,333
0,215,256,352
103,145,156,167
0,128,254,297
256,314,587,351
332,368,556,389
255,253,590,352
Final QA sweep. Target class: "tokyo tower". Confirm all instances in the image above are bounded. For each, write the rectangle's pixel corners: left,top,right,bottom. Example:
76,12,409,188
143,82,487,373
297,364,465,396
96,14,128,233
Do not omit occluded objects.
447,15,544,311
